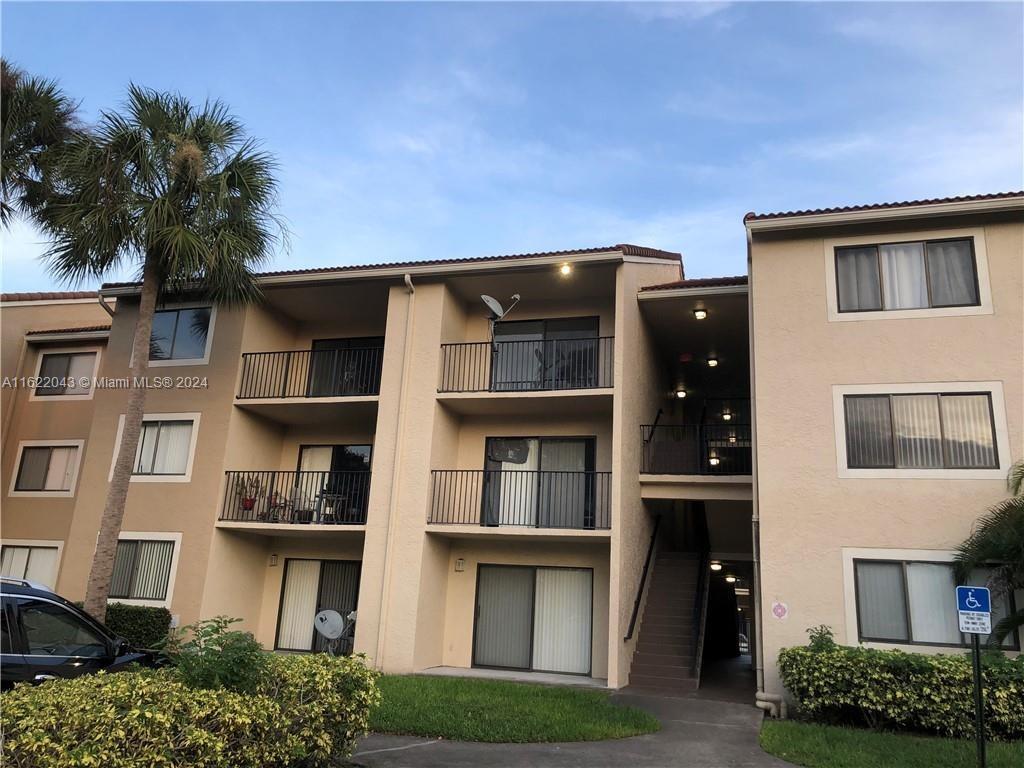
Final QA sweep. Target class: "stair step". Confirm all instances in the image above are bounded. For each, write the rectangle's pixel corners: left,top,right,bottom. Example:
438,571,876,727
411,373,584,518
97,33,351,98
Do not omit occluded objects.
630,663,695,680
656,552,701,560
628,674,698,692
632,651,692,666
636,639,694,653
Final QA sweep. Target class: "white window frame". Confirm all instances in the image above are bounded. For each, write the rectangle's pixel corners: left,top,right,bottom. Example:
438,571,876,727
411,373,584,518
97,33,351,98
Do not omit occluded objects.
28,346,103,401
823,226,993,322
133,302,217,368
109,412,201,483
8,439,86,497
832,381,1010,479
0,539,64,589
108,531,182,608
842,547,1022,652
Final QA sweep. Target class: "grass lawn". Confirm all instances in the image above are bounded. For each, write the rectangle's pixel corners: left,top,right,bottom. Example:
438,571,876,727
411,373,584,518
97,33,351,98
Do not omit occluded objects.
369,674,660,743
761,720,1024,768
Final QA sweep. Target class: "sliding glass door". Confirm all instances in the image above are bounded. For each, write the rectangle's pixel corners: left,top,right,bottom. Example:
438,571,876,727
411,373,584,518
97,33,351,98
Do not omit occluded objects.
473,565,593,674
490,317,599,391
276,558,361,652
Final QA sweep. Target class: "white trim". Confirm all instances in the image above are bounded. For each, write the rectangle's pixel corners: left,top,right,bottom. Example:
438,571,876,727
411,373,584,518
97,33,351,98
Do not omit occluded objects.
8,439,86,497
0,539,65,589
110,531,182,609
26,330,110,343
109,412,201,483
823,227,993,322
0,298,99,307
129,302,217,368
638,284,747,300
28,346,103,401
832,381,1010,479
745,196,1024,232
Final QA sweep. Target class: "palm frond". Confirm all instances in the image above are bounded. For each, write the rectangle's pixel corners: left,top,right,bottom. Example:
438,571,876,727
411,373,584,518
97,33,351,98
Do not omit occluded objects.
954,495,1024,581
990,611,1024,646
1007,460,1024,497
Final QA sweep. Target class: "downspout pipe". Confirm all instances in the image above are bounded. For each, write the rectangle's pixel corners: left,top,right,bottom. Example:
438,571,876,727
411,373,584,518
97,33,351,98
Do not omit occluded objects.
97,292,115,317
375,273,416,668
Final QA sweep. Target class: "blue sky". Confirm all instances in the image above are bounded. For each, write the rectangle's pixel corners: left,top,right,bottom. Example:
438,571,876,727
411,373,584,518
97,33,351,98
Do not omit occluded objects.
2,1,1021,292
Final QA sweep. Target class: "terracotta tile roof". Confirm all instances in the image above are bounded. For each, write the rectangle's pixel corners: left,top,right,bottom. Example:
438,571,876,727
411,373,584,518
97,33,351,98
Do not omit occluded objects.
1,290,98,302
641,275,747,291
26,324,111,336
744,191,1024,222
101,244,681,289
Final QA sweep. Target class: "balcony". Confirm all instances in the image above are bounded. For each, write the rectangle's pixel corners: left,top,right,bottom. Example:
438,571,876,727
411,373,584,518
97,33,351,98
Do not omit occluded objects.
429,469,611,532
220,470,370,526
238,347,383,399
641,424,752,476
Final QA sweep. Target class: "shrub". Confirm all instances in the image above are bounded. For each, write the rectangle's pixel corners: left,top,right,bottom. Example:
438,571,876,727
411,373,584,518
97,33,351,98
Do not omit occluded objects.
165,615,267,693
778,632,1024,740
103,602,172,648
0,669,300,768
258,653,382,766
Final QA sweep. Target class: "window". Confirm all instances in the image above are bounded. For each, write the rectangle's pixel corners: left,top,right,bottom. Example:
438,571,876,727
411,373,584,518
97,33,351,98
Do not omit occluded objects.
110,539,175,601
133,420,195,476
844,393,997,469
34,351,97,396
836,238,979,312
12,444,81,493
1,544,61,588
149,306,212,362
854,559,1018,649
18,599,109,657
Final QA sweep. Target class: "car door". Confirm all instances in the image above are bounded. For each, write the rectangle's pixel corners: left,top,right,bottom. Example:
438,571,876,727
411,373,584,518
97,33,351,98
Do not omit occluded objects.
15,597,114,681
1,597,30,688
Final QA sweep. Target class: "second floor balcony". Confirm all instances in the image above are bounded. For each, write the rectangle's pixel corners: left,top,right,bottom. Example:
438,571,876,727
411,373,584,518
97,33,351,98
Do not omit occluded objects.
439,337,614,393
429,469,611,530
238,345,384,400
641,424,752,476
220,470,370,525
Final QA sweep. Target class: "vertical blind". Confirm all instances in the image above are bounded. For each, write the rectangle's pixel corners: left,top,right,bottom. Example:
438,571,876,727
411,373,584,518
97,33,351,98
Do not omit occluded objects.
844,393,997,469
532,568,592,674
277,560,320,650
1,545,60,588
474,566,534,669
134,420,193,475
110,539,174,600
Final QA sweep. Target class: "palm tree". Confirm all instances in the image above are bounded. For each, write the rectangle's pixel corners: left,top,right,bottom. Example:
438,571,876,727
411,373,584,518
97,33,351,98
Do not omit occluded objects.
955,460,1024,644
1,59,77,228
39,85,284,620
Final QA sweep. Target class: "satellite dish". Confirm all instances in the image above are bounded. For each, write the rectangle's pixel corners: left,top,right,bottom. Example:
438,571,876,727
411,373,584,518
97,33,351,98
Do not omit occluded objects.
481,294,505,319
314,610,345,640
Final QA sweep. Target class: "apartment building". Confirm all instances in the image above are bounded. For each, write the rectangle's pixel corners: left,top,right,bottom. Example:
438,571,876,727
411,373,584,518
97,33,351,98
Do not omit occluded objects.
2,191,1020,701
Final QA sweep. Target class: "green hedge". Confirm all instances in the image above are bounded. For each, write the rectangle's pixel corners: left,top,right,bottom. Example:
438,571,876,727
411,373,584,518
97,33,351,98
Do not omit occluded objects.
778,638,1024,740
0,654,381,767
104,602,172,648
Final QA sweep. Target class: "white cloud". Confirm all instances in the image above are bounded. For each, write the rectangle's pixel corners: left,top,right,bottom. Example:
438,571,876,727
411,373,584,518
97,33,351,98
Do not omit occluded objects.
626,2,734,24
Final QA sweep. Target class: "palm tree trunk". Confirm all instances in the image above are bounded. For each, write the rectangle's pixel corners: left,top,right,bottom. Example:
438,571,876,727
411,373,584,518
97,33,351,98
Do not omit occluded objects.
82,256,160,620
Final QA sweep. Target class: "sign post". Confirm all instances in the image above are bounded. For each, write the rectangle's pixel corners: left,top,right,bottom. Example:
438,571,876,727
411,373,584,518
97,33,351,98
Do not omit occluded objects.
956,585,992,768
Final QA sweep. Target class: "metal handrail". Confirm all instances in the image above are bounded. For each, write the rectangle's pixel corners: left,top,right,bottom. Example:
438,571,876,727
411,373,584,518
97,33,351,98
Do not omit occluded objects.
624,515,661,641
238,347,384,399
221,470,370,525
640,423,752,475
691,509,711,680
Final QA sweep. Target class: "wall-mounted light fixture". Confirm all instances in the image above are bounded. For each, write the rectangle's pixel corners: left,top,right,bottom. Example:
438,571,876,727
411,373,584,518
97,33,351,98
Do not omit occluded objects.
725,575,737,583
693,308,708,320
728,434,737,444
706,357,718,368
675,388,687,399
455,558,466,572
559,262,573,277
709,454,721,466
710,561,723,571
722,411,732,421
269,554,278,567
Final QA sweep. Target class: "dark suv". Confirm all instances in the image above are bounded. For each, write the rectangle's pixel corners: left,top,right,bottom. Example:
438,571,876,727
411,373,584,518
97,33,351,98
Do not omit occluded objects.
1,578,163,689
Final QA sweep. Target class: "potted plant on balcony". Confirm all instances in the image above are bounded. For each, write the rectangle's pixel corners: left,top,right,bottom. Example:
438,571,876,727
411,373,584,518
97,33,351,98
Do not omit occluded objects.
236,475,265,512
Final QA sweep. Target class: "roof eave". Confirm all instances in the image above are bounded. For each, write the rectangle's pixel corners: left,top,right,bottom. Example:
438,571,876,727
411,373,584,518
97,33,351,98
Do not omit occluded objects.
25,330,110,343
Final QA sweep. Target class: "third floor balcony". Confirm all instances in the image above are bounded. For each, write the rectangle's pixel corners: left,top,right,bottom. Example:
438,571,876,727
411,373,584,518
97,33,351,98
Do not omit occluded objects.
238,344,384,400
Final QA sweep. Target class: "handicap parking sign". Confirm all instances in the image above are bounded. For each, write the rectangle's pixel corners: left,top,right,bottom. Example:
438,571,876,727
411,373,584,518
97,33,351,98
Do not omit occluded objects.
956,586,992,634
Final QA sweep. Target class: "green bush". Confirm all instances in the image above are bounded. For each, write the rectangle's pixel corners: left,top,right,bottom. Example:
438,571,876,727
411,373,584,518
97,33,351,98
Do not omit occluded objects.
778,630,1024,740
165,616,267,693
258,653,382,765
1,654,381,768
0,669,299,767
78,602,171,649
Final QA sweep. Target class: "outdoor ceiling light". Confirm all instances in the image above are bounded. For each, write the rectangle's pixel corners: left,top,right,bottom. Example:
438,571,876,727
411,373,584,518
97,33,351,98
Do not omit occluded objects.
710,562,723,571
706,357,718,367
722,411,733,421
559,262,573,276
693,308,708,320
725,575,737,583
708,455,721,466
675,389,687,399
728,434,737,444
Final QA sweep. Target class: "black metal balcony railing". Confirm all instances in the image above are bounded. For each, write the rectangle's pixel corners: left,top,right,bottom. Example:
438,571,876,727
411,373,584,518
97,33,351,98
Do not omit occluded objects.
438,337,614,393
237,347,384,399
640,424,752,475
221,470,370,524
429,469,611,529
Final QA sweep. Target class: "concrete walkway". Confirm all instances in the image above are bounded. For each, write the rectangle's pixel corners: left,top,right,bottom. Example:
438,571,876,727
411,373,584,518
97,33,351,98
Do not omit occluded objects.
351,692,790,768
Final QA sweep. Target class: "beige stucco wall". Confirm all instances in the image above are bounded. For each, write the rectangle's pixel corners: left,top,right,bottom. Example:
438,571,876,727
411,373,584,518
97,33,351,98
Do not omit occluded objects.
751,216,1023,696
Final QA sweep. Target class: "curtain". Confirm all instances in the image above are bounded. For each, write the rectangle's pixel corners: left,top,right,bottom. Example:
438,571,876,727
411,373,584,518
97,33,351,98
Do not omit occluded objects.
134,423,159,473
836,247,881,311
927,240,978,307
15,447,50,490
906,563,960,644
151,422,192,474
844,397,894,467
880,243,928,309
891,395,942,468
474,566,534,669
44,447,76,491
22,547,59,589
277,560,320,650
1,547,30,579
132,540,174,600
65,353,96,394
855,562,908,640
532,568,592,674
940,395,997,468
497,439,539,525
110,541,136,598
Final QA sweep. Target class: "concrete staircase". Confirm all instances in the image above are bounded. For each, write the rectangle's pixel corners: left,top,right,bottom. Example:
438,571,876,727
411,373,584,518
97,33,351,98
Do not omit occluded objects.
627,550,701,694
